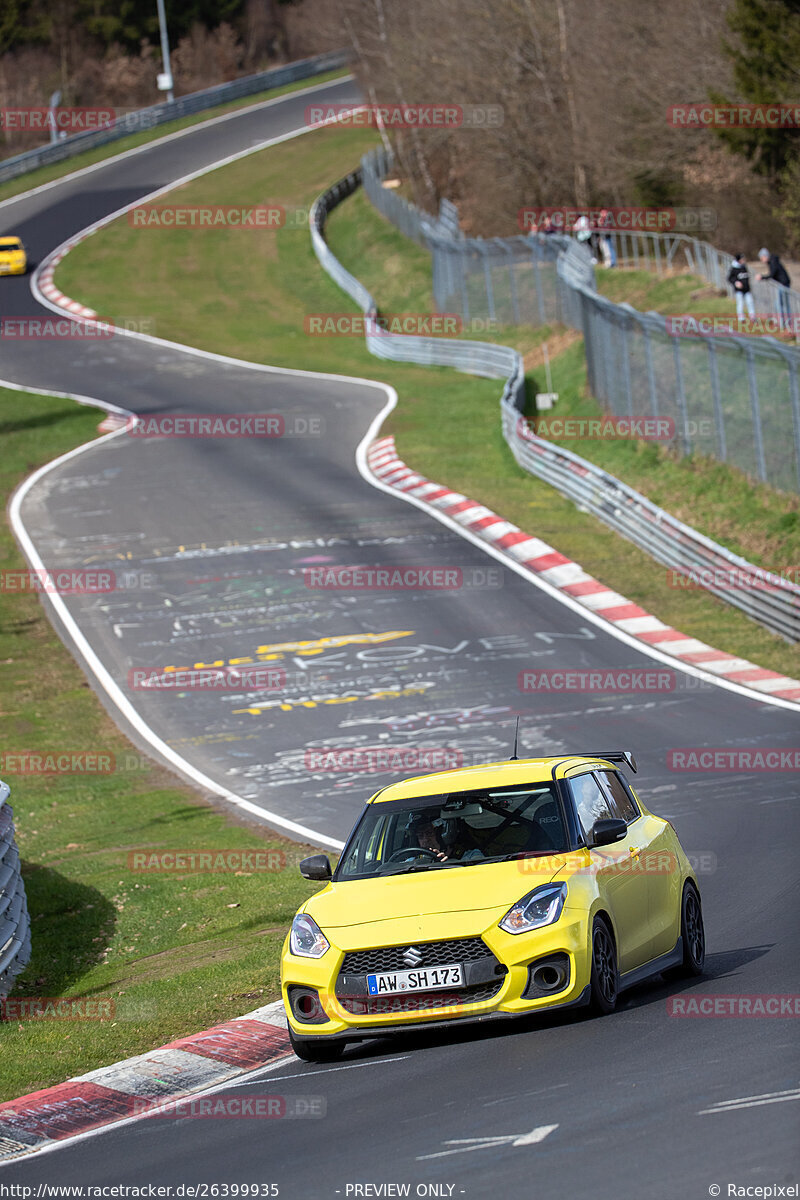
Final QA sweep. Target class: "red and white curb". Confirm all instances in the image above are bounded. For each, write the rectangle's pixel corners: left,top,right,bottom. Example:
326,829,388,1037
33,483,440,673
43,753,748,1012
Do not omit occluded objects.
367,436,800,702
37,234,98,320
0,1001,291,1161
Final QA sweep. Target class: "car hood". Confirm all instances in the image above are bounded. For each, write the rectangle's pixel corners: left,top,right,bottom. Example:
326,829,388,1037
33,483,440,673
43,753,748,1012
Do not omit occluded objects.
306,857,564,929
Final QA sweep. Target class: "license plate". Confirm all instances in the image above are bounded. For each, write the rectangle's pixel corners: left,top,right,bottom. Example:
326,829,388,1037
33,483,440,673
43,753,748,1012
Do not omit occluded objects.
366,963,464,996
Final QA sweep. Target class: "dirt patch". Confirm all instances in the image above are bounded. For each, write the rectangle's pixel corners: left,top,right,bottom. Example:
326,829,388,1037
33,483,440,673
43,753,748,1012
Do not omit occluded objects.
522,329,581,373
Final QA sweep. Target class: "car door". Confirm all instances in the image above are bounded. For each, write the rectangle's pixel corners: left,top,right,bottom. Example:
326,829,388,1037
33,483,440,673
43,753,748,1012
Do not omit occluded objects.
599,771,681,959
567,769,652,974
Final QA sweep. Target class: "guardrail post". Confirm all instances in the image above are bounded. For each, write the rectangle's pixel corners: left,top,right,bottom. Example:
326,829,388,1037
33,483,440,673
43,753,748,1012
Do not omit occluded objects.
789,360,800,491
672,338,691,455
478,241,496,323
706,340,728,462
621,318,634,416
531,243,547,325
501,240,520,324
746,347,768,482
643,325,659,417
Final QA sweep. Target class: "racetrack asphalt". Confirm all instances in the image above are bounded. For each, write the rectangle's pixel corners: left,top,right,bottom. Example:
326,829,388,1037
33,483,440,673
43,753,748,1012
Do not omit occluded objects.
0,76,797,1194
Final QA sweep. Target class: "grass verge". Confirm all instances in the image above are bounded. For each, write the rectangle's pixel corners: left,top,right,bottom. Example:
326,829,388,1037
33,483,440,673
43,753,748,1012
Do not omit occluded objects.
0,393,326,1102
54,126,800,678
0,68,349,207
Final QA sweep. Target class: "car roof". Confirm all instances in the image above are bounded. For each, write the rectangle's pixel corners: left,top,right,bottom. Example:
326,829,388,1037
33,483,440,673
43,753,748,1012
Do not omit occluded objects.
0,237,22,245
368,755,619,803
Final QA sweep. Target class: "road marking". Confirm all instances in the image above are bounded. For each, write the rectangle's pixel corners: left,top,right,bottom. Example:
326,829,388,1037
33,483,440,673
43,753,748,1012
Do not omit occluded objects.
225,1054,411,1085
417,1124,558,1159
699,1087,800,1115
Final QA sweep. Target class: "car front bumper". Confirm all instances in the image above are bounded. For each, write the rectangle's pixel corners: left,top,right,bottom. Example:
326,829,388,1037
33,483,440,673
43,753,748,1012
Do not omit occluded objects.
281,909,592,1040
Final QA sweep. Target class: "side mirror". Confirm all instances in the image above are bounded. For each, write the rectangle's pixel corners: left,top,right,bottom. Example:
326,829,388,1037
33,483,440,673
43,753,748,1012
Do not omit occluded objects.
590,818,627,847
299,854,332,881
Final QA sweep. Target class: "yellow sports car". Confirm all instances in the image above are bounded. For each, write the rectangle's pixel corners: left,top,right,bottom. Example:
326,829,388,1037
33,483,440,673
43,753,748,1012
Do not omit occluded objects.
281,751,705,1061
0,237,27,275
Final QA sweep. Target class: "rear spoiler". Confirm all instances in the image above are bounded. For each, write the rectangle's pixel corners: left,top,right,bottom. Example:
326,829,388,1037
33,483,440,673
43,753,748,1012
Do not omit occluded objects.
584,750,638,773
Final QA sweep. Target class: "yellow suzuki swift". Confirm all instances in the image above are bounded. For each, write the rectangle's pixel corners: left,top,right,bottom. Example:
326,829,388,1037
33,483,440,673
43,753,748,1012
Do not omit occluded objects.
0,237,27,276
281,751,704,1061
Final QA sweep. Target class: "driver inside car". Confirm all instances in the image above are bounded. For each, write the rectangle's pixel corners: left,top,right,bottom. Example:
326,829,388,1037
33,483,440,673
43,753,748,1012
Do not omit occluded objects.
411,814,484,862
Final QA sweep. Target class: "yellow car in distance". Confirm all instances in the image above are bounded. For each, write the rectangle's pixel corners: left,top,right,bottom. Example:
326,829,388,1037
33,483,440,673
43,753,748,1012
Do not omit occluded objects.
281,751,705,1062
0,237,27,276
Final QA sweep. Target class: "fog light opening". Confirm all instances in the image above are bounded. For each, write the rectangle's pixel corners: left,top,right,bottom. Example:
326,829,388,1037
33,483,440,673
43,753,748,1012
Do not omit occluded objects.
532,963,567,992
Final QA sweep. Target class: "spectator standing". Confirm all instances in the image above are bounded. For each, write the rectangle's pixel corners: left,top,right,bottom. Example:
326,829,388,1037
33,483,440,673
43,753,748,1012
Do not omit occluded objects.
756,247,792,328
727,253,756,320
598,208,617,268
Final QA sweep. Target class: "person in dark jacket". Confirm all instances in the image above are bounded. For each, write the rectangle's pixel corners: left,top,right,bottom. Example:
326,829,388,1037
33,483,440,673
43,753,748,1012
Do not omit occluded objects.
757,247,792,328
727,253,755,319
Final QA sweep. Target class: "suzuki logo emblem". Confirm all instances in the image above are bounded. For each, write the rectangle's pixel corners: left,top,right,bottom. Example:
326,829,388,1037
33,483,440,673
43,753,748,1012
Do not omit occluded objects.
403,946,423,967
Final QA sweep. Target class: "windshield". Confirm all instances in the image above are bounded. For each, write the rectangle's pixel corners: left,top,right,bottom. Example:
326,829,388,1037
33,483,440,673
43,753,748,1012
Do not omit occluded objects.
336,782,569,880
0,240,22,251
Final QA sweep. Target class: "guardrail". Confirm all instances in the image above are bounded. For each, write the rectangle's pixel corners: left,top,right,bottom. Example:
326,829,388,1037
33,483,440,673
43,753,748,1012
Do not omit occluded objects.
0,781,31,1000
0,50,349,185
310,165,800,642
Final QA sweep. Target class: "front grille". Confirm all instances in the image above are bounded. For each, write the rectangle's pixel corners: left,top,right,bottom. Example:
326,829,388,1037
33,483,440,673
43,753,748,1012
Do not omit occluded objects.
340,937,491,975
338,979,503,1016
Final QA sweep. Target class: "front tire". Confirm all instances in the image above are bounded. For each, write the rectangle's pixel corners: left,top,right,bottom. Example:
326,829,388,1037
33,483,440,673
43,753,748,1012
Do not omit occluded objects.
288,1026,346,1063
589,916,618,1014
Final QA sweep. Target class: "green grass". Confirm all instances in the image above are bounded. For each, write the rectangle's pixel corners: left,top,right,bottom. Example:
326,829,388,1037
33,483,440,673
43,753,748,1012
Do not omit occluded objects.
0,68,349,206
0,391,330,1101
54,125,800,682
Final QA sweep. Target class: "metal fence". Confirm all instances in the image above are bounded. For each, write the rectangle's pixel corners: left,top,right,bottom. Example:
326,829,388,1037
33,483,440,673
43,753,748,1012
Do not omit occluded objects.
362,147,800,494
0,50,349,185
311,168,800,641
0,781,31,1000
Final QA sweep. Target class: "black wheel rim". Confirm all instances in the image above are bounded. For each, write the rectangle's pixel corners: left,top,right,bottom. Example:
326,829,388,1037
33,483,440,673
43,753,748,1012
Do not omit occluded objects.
593,925,617,1003
685,890,704,965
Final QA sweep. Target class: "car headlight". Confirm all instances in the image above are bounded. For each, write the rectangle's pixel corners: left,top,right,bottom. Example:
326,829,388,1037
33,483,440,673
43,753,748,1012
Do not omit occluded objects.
289,913,330,958
499,883,567,934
